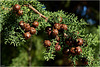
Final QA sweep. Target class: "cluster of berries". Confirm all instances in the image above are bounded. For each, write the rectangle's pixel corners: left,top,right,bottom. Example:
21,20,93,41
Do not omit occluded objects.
63,37,83,56
13,4,23,16
19,21,39,39
13,4,88,65
43,17,83,57
44,21,68,51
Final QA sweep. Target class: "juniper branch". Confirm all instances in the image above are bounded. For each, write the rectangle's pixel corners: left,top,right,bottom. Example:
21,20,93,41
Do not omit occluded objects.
23,4,48,22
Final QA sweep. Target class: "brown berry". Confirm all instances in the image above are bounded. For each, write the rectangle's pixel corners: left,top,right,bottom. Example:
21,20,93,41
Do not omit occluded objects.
23,23,27,28
61,24,67,30
18,10,23,16
70,47,75,54
13,4,21,11
19,21,25,28
56,35,60,41
77,38,83,46
32,21,39,28
24,32,31,40
52,29,58,36
24,23,30,32
55,44,61,51
44,40,51,47
54,23,61,30
30,27,36,34
75,46,82,54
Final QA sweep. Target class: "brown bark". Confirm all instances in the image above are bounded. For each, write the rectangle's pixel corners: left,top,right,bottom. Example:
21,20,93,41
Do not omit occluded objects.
28,38,32,67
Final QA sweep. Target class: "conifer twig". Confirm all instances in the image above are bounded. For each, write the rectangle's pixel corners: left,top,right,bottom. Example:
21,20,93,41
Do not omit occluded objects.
2,4,48,22
2,6,12,11
23,4,48,22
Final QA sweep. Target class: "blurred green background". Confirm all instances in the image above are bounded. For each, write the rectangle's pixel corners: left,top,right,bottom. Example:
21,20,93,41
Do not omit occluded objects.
1,1,99,66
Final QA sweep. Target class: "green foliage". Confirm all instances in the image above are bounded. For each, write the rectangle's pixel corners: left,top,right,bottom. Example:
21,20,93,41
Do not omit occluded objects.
1,0,99,66
10,48,28,66
9,35,46,66
43,40,57,61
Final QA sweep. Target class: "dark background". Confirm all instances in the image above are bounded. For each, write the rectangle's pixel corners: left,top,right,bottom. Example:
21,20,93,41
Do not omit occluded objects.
40,1,99,25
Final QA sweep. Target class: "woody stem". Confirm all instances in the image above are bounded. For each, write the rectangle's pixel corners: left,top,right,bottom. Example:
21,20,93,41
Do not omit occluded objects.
23,4,48,22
